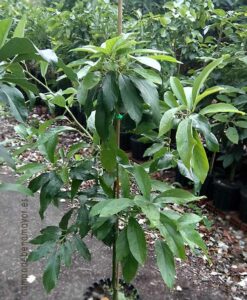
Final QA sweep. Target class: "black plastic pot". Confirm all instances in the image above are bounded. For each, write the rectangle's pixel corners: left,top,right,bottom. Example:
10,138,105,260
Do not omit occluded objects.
83,278,140,300
213,178,241,211
120,132,132,152
130,136,152,161
239,187,247,223
200,174,214,199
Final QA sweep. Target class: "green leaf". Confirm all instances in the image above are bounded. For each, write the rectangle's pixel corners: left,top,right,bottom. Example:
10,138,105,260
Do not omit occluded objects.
155,240,175,288
119,167,130,198
38,49,58,64
51,95,66,108
235,121,247,129
119,74,143,124
59,209,74,231
100,142,117,172
135,197,160,226
76,205,90,238
0,19,12,48
74,236,91,261
116,228,129,262
132,56,161,71
192,58,224,104
155,188,201,205
164,91,178,108
180,225,207,253
159,215,186,259
28,173,50,193
95,92,111,140
0,145,15,169
100,198,133,218
127,217,147,265
122,252,139,283
0,85,28,123
195,86,225,106
0,182,33,196
13,16,27,38
60,241,73,267
226,127,239,144
191,131,209,183
148,54,180,63
170,77,187,106
30,226,61,244
131,77,161,125
134,165,151,200
159,107,180,136
134,66,162,85
176,118,196,169
27,242,55,262
190,114,219,152
43,252,60,293
0,37,37,61
102,72,118,111
67,142,88,159
177,213,202,228
200,103,244,115
39,172,63,219
44,133,58,163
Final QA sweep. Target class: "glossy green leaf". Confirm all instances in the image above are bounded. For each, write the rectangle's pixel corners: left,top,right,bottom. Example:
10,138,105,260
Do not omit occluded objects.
200,103,244,115
177,213,202,227
74,236,91,261
192,58,224,104
155,240,175,288
13,16,27,38
100,142,117,172
100,198,133,218
134,67,162,85
102,72,118,111
164,91,178,108
170,77,187,106
159,107,180,137
191,131,209,183
127,217,147,265
0,19,12,48
176,118,195,169
134,165,151,200
226,127,239,144
131,77,161,125
195,86,225,106
131,56,161,71
119,74,143,124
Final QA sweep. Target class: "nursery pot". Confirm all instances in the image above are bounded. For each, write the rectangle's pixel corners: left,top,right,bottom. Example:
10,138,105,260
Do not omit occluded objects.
239,187,247,223
120,132,132,152
83,278,140,300
213,178,241,211
200,174,214,199
130,135,152,161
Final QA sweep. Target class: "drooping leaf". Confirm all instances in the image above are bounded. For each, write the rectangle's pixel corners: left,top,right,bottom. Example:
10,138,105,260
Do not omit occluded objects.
102,72,118,111
127,217,147,265
191,131,209,183
74,236,91,261
122,252,139,283
0,145,15,169
119,74,143,124
0,85,28,123
27,242,55,262
131,76,161,125
155,240,175,288
116,228,129,262
133,165,151,200
176,118,195,169
42,252,60,293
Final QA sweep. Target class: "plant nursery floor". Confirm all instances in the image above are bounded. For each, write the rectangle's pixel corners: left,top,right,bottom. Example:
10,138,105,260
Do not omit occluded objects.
0,112,246,300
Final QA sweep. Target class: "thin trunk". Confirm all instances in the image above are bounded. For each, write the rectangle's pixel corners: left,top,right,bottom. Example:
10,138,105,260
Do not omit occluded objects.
112,2,123,300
